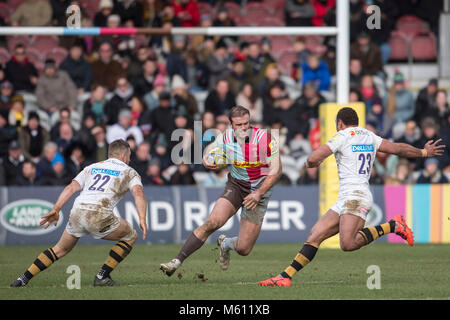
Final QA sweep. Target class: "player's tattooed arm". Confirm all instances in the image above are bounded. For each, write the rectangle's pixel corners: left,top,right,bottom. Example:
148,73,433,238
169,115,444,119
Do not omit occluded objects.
131,185,148,240
379,139,446,158
40,180,81,229
306,145,333,168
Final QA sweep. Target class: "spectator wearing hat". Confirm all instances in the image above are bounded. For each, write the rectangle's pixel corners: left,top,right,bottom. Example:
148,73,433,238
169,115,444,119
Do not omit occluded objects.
301,54,331,92
206,40,232,90
132,58,159,97
258,63,285,97
152,134,171,170
36,59,78,115
16,160,45,186
1,140,26,185
60,41,93,94
0,81,14,113
147,157,169,185
42,152,72,186
292,81,326,126
104,77,134,125
285,0,315,27
385,72,415,124
114,0,143,27
8,95,27,128
204,79,236,122
92,42,126,91
417,158,449,184
10,0,52,27
5,44,39,93
171,74,199,124
171,0,200,27
366,99,394,139
414,78,439,124
64,141,93,178
149,91,176,149
166,34,188,81
170,162,196,185
18,111,50,163
143,73,168,112
350,32,383,77
106,108,144,145
94,0,114,27
0,111,18,158
91,124,109,162
83,84,109,124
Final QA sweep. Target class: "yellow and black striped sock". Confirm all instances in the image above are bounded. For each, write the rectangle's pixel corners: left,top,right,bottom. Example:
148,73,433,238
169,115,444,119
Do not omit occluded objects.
21,248,58,284
97,241,133,279
280,243,318,279
358,220,396,245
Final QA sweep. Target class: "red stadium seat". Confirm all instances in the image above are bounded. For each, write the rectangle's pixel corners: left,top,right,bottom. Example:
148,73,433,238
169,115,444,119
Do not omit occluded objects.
411,32,437,61
7,0,27,11
388,31,409,61
224,2,241,16
245,3,271,17
396,14,425,27
271,38,293,58
0,47,10,66
7,35,31,52
263,0,286,11
45,47,68,67
25,47,43,66
30,35,60,52
278,51,298,75
0,2,10,21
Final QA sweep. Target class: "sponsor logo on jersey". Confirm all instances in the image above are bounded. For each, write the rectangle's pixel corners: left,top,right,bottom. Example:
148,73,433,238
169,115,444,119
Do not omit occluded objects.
350,130,356,136
91,168,121,176
233,160,263,168
0,199,64,235
351,144,374,152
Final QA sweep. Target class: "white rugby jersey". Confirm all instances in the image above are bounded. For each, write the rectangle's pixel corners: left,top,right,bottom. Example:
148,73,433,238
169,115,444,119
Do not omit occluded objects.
326,127,383,192
72,158,142,212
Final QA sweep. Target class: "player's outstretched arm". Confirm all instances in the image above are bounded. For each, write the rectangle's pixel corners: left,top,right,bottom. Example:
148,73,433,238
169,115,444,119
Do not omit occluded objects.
40,180,81,229
306,144,334,168
378,138,446,158
131,185,148,240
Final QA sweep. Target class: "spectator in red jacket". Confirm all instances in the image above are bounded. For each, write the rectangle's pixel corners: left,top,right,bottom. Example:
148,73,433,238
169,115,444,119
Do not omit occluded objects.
312,0,335,26
171,0,200,27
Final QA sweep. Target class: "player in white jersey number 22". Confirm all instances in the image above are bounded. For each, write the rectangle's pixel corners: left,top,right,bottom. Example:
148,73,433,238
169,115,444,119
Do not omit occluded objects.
10,140,148,288
258,107,445,287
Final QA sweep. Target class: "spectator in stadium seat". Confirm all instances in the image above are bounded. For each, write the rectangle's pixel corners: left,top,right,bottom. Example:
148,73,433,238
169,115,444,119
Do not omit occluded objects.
294,80,326,123
262,81,285,126
1,140,26,185
426,89,450,129
360,74,381,113
83,84,108,124
41,155,72,185
166,35,188,80
55,122,76,155
201,167,228,187
384,159,413,185
285,0,315,27
204,79,236,122
0,111,18,159
50,108,74,141
18,111,50,163
8,95,27,129
5,44,39,93
142,0,166,27
414,78,438,124
94,0,114,27
37,142,59,177
76,112,97,161
349,87,363,103
130,141,152,184
149,91,175,144
349,58,364,89
170,162,196,185
206,40,232,91
312,0,335,26
301,54,331,92
151,133,171,170
143,73,168,112
385,72,415,124
36,59,78,115
226,59,247,97
50,0,71,26
415,117,442,171
16,160,45,186
395,119,421,147
350,32,383,77
91,124,109,162
106,109,144,145
366,100,394,139
171,0,200,27
92,42,125,91
275,93,308,143
64,141,92,178
126,46,152,80
293,37,311,74
212,6,237,45
10,0,52,27
0,81,14,113
244,42,273,88
171,75,199,124
184,50,209,93
132,58,159,98
104,77,134,125
236,82,263,124
60,41,93,94
417,158,449,184
114,0,143,27
258,63,285,97
147,157,169,185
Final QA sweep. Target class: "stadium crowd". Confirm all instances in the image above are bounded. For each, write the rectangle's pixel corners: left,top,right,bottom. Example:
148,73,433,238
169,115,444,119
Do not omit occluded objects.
0,0,448,187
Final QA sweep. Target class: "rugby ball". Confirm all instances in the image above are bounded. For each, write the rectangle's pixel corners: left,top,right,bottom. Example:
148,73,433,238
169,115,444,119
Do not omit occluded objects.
206,147,227,169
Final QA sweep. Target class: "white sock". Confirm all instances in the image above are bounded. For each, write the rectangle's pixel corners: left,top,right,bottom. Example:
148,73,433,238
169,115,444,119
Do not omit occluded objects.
171,258,181,268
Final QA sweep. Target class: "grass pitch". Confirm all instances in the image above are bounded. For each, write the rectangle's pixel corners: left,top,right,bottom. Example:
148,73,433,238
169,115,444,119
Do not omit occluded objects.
1,243,449,300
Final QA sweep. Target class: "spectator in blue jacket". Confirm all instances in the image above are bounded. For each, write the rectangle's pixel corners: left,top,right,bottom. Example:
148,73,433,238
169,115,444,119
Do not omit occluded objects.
385,72,415,124
301,54,331,92
60,40,93,94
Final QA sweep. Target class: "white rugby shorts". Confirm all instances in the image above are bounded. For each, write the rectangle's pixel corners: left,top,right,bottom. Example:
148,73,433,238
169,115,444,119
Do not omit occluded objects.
330,189,373,221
